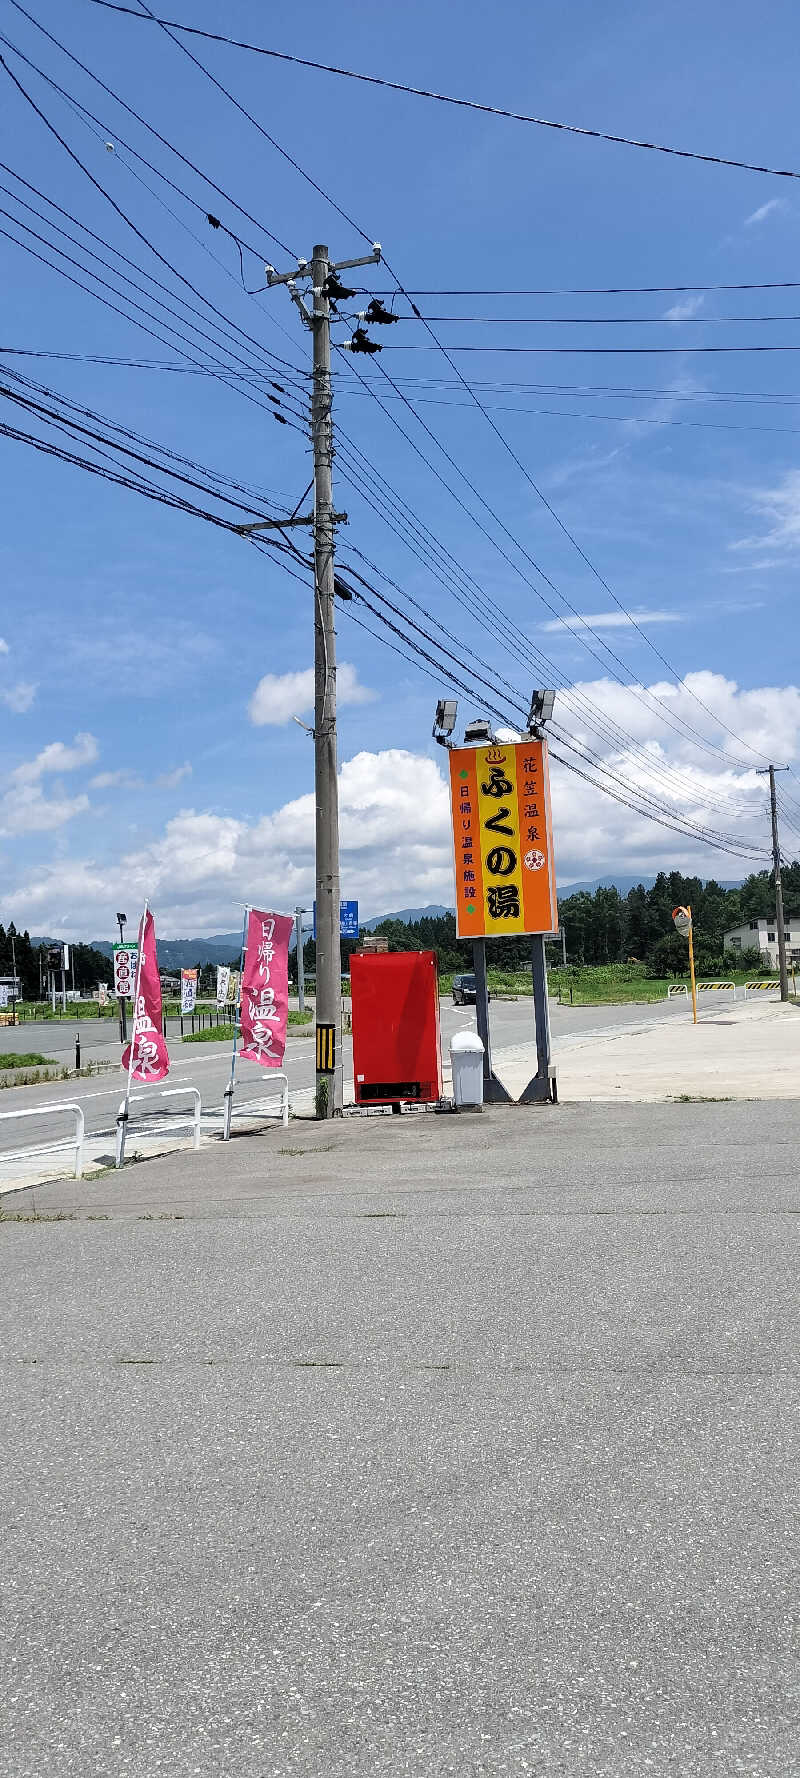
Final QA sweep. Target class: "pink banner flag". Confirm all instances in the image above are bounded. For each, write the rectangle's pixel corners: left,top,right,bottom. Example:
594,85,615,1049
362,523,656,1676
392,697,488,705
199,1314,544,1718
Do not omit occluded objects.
121,908,170,1083
239,908,293,1069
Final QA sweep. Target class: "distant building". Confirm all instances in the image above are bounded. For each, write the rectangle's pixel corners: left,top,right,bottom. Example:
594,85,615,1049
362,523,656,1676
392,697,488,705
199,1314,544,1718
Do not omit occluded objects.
724,918,800,968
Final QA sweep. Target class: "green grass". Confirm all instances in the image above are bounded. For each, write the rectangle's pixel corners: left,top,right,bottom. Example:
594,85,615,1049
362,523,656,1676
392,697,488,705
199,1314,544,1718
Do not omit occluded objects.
182,1009,312,1043
439,961,775,1007
0,1051,48,1069
14,1001,118,1022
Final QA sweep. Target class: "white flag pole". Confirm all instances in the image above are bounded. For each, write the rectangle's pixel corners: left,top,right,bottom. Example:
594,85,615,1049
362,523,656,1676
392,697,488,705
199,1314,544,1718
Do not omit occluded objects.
117,898,148,1168
224,904,250,1141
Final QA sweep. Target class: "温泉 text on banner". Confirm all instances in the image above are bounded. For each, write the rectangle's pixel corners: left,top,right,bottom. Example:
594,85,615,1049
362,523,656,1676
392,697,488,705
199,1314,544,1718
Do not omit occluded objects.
121,909,169,1082
239,909,293,1069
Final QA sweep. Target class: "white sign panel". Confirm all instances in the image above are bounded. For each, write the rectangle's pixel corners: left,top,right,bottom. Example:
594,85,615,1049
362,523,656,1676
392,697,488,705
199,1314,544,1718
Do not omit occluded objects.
216,965,230,1006
113,942,138,1000
0,986,9,1008
98,982,108,1007
181,969,197,1015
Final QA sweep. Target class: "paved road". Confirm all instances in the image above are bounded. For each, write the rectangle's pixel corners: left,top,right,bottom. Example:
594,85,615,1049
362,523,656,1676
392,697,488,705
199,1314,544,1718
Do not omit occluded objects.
0,997,702,1167
2,1099,798,1775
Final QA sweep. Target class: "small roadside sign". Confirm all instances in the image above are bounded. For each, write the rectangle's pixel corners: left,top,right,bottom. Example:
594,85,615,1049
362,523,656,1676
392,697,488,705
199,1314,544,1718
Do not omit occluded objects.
671,906,697,1023
312,900,359,940
113,942,138,1000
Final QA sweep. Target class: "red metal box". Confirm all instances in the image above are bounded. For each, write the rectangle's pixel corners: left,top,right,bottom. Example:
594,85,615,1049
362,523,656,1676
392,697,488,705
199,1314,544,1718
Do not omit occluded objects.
350,950,442,1107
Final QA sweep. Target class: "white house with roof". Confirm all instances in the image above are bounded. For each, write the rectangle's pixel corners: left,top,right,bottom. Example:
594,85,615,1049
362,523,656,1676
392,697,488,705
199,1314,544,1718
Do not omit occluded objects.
723,917,800,968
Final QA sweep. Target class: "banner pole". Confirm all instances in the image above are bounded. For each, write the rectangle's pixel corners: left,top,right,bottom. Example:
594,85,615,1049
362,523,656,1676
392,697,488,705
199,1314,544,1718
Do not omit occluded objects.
117,898,148,1169
224,905,249,1141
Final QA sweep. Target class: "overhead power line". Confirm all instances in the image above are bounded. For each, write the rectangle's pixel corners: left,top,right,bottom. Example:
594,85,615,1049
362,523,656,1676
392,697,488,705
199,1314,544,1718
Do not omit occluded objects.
93,0,773,776
2,7,295,258
84,3,800,190
376,343,800,356
347,313,800,326
7,5,775,853
366,284,800,296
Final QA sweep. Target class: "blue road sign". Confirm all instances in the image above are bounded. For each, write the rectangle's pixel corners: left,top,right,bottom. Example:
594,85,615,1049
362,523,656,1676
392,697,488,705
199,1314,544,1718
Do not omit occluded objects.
313,900,359,940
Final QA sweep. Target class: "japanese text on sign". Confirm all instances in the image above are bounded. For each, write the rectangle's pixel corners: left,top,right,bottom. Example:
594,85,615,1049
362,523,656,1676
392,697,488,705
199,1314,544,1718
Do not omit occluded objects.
448,738,558,939
113,942,138,1000
181,969,198,1015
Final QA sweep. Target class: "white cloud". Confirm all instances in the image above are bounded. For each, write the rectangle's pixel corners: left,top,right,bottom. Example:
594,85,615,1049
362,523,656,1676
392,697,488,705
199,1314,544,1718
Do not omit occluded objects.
156,763,192,790
662,293,705,321
732,469,800,555
0,787,90,837
90,770,143,790
90,763,192,791
4,678,800,937
248,661,375,726
1,731,97,839
744,198,786,227
541,610,682,634
12,732,98,785
0,638,9,655
1,681,37,713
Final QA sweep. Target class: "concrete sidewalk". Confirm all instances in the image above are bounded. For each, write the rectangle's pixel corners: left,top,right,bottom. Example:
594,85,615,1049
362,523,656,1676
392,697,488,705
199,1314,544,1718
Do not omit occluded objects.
3,1098,799,1777
522,998,800,1102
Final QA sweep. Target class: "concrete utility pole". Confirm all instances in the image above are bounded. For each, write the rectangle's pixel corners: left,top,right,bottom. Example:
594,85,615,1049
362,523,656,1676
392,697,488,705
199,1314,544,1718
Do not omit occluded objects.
310,244,342,1116
758,764,790,1001
264,239,381,1116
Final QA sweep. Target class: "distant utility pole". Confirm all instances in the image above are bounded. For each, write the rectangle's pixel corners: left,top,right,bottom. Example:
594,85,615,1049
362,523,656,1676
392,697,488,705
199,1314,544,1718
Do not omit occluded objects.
757,764,789,1001
294,905,307,1015
262,239,381,1115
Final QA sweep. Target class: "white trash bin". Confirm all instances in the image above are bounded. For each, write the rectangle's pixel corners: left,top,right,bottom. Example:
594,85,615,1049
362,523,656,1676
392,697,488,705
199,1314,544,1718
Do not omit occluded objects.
450,1029,484,1108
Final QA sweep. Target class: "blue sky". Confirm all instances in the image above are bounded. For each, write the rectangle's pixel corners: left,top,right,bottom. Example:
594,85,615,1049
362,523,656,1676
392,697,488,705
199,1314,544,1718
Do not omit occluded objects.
3,0,800,935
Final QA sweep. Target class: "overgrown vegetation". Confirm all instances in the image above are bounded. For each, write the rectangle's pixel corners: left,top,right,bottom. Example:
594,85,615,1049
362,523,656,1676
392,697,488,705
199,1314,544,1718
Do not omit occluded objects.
297,869,795,982
0,1052,48,1069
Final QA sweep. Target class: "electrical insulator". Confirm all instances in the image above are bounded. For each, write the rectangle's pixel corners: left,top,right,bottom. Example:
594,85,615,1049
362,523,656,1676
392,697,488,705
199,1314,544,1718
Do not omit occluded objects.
362,299,398,325
348,328,382,355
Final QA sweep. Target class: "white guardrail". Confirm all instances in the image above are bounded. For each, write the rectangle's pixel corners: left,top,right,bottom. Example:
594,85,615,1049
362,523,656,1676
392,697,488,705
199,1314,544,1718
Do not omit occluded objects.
666,983,688,999
223,1072,290,1140
696,980,737,996
744,979,781,998
0,1102,85,1179
116,1086,202,1169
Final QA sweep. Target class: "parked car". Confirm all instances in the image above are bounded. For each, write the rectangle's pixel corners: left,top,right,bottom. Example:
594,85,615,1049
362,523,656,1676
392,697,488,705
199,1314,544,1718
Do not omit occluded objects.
452,973,489,1005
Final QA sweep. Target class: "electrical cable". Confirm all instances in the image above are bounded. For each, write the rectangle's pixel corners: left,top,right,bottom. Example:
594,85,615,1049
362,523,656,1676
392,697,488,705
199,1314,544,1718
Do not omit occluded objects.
83,5,800,193
4,5,295,257
380,343,800,355
79,0,777,774
0,214,310,435
6,5,778,853
0,178,309,414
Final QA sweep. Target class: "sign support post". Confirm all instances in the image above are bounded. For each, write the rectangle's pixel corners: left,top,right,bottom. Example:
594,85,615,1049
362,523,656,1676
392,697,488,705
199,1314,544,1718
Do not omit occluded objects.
448,734,558,1107
472,937,511,1103
673,906,698,1024
520,935,554,1103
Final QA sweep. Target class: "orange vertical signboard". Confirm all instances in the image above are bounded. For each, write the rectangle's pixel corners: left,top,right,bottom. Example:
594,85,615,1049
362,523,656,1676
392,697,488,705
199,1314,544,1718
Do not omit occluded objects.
448,738,558,939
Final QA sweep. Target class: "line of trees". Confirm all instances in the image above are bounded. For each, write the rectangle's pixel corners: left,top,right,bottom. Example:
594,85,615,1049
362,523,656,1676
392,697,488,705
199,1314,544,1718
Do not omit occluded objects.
0,925,114,999
294,867,796,979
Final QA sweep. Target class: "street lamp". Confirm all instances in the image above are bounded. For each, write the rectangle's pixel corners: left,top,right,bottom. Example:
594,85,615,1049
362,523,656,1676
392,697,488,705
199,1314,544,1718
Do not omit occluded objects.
432,698,458,749
462,718,495,747
526,689,556,736
116,911,127,941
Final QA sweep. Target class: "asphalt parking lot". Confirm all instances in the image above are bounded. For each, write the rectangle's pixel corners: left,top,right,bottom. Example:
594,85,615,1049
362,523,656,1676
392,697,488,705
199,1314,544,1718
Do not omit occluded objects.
3,1097,798,1776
